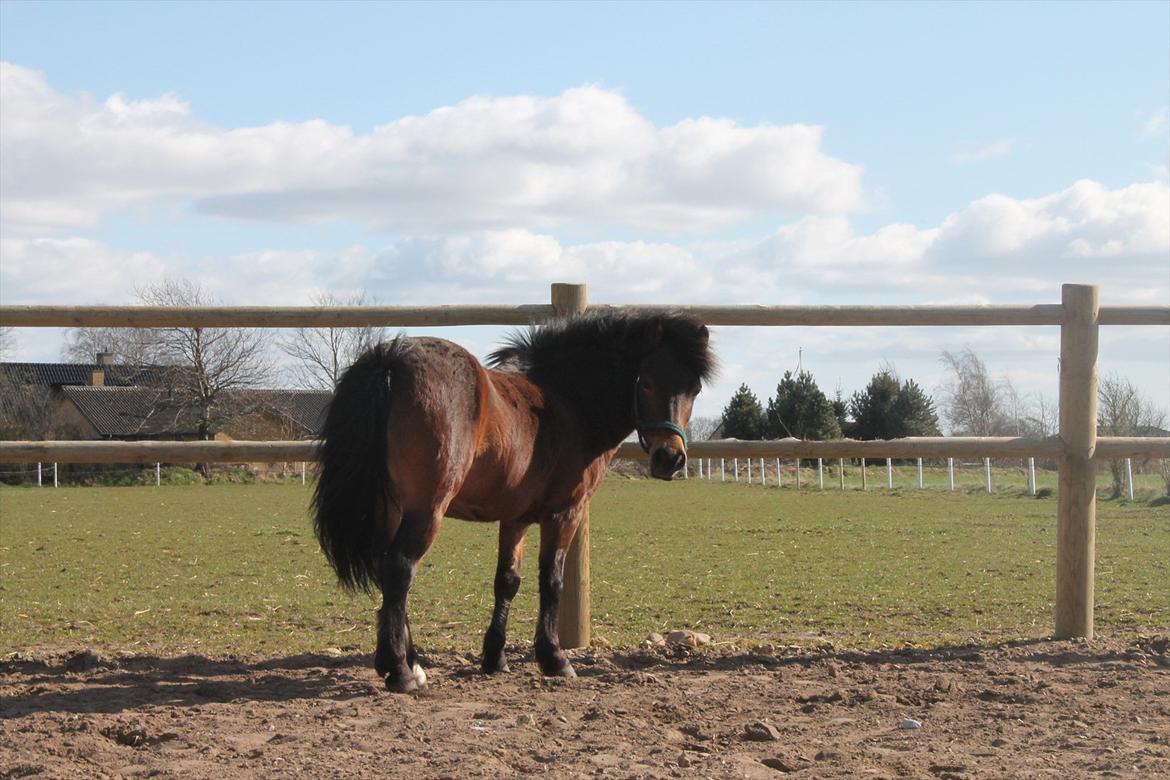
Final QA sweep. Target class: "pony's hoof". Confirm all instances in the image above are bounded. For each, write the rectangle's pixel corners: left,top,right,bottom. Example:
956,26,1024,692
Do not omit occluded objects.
481,658,510,675
384,675,419,694
384,664,427,694
542,661,577,679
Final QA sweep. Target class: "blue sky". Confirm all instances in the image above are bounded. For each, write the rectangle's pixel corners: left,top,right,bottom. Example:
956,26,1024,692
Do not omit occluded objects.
1,0,1167,423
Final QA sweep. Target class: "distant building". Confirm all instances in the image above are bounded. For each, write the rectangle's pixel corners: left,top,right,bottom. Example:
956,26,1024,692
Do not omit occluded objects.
1,354,331,472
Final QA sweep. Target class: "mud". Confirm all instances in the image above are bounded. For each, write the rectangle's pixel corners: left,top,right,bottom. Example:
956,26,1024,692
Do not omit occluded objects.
2,637,1168,778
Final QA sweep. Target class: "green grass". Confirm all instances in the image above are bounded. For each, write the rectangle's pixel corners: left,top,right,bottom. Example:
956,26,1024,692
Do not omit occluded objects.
1,479,1166,657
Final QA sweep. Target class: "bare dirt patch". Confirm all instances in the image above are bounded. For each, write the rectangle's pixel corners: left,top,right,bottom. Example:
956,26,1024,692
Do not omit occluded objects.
2,637,1168,779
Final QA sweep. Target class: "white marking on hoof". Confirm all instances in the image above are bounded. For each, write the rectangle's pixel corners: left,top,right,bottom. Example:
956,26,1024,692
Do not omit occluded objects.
412,662,427,687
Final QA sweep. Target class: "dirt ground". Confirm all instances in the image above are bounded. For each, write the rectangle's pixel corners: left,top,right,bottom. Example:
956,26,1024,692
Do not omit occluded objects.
2,636,1168,779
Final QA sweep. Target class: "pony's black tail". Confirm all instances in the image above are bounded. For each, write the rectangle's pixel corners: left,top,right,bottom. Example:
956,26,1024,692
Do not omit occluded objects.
312,338,406,594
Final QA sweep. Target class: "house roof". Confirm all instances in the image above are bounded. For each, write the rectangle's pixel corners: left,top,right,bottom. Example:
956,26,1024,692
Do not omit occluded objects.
60,387,333,438
264,391,332,436
62,386,201,437
0,362,169,388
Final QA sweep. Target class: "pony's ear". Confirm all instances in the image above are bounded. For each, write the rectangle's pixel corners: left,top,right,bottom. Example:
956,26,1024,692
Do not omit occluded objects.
639,319,665,353
697,324,709,347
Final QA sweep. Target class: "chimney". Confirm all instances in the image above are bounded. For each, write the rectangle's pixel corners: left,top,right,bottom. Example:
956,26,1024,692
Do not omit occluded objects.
90,369,105,387
96,352,114,366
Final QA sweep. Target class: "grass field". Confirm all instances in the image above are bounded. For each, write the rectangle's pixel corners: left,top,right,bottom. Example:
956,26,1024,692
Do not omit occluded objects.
1,478,1166,657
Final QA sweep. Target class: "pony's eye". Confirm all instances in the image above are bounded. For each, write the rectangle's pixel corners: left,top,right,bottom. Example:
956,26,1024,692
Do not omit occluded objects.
640,378,655,392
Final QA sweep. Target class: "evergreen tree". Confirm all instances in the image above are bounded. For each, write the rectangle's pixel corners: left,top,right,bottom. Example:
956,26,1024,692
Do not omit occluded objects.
850,370,901,440
720,384,767,439
765,370,842,440
892,378,941,437
832,389,851,437
850,370,941,439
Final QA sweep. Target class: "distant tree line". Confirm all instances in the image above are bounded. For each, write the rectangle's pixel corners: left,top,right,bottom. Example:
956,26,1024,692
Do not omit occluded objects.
718,367,940,442
715,347,1165,463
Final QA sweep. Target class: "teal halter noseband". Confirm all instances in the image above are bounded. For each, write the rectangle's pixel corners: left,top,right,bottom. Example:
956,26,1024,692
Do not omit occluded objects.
633,375,689,453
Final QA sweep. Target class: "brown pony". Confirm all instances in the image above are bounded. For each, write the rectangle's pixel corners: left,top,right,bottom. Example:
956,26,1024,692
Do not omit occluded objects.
313,311,715,692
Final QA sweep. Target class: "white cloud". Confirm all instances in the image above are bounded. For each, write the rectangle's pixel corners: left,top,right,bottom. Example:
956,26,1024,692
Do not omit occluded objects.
4,179,1164,310
951,140,1016,165
3,176,1165,417
0,237,168,303
1141,107,1169,139
927,180,1170,275
0,62,865,237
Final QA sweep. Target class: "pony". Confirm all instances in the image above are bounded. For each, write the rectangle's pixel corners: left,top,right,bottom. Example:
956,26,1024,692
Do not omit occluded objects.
312,311,714,691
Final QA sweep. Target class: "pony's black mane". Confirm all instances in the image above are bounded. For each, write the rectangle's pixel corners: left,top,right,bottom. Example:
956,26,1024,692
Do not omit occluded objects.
486,310,716,383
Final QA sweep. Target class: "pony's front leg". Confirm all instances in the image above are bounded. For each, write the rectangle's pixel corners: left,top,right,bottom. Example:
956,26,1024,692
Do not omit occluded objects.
534,510,584,678
481,521,527,674
375,511,439,693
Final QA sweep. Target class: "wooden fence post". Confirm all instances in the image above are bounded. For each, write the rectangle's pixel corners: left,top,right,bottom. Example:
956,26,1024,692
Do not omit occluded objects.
552,283,591,650
1056,283,1099,639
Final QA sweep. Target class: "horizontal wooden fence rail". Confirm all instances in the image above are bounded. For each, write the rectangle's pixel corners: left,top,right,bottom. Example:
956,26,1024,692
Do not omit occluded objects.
2,435,1166,464
1,304,1166,329
3,283,1169,649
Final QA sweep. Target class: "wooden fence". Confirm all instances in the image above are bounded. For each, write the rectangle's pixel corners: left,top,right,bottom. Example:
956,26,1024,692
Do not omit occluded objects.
2,282,1168,647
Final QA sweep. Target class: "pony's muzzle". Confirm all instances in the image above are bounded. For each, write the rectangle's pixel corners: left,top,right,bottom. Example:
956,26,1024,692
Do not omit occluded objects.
650,445,687,480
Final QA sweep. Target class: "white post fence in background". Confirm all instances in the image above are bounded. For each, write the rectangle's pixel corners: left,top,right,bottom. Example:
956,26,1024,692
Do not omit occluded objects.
917,458,924,489
984,458,993,494
2,283,1167,642
1028,457,1036,496
1126,458,1134,501
817,458,824,491
886,458,893,489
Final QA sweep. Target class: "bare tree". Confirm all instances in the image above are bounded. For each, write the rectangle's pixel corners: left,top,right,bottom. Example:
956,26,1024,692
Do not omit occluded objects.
0,372,59,440
278,291,384,389
686,415,721,442
138,279,275,441
61,325,159,365
1027,394,1058,438
939,348,1014,436
1098,373,1167,498
0,326,14,361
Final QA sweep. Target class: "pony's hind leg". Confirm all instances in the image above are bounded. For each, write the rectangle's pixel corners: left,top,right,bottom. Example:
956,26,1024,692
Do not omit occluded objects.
375,510,440,693
481,521,527,674
533,510,584,679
